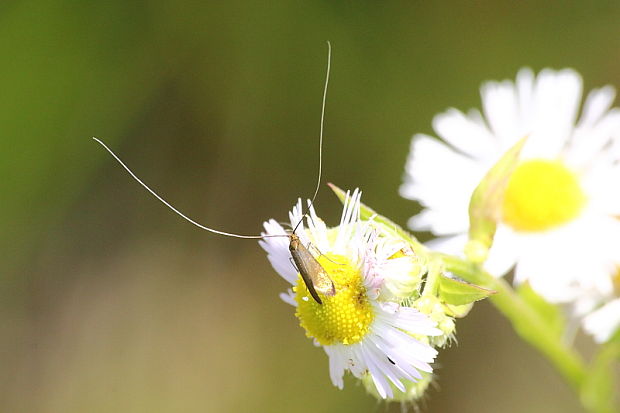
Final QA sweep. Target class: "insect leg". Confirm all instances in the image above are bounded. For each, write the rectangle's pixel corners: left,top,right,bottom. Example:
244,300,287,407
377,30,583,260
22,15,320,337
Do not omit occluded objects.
289,257,299,272
306,242,345,265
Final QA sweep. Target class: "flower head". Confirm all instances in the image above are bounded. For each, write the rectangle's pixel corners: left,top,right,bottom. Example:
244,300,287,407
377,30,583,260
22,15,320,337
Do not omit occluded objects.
260,189,441,399
401,68,620,305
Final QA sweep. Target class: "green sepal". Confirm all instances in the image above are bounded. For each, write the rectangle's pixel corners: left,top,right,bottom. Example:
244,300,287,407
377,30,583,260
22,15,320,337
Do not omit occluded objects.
438,273,495,306
328,183,423,252
444,302,474,318
516,283,565,339
467,136,527,263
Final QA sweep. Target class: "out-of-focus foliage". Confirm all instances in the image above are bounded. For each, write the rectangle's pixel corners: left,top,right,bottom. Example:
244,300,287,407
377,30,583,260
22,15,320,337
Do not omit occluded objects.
3,1,620,412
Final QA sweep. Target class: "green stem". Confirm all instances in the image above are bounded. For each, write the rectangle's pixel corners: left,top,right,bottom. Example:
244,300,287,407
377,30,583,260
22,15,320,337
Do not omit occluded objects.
422,260,441,297
439,254,587,393
581,339,620,413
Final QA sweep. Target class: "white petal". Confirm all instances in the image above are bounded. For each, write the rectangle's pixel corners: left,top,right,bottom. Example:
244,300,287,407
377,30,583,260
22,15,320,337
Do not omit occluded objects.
480,75,522,146
357,345,392,399
582,164,620,215
407,208,469,235
582,298,620,343
425,234,468,256
305,201,331,252
324,346,347,389
511,214,619,302
259,219,297,284
484,225,518,277
577,85,616,128
401,135,484,236
279,289,297,307
522,68,582,158
566,107,620,167
363,343,406,391
401,134,485,208
432,108,498,160
319,298,439,398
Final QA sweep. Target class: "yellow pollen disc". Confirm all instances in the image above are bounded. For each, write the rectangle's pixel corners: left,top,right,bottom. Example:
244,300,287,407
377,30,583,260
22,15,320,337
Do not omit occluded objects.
502,159,586,232
294,254,374,346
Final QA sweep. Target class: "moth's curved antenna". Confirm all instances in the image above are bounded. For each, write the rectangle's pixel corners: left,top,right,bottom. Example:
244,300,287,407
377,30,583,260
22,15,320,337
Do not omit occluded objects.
93,137,287,239
95,43,331,240
292,41,331,235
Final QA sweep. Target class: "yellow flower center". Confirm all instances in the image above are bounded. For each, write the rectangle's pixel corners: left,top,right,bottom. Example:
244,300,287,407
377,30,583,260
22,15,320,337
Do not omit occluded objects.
501,159,586,232
294,254,374,346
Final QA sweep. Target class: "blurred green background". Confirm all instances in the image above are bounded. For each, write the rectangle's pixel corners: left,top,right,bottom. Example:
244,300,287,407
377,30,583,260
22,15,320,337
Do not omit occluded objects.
3,1,619,412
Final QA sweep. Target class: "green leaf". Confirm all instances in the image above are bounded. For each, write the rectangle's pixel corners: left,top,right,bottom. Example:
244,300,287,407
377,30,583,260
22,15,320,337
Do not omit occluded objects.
328,183,423,252
438,273,495,306
468,137,527,262
516,283,565,339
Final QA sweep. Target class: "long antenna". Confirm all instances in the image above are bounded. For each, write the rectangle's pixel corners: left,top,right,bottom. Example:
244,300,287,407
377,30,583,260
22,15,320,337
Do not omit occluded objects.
95,42,332,240
292,41,331,234
93,137,275,239
311,40,331,208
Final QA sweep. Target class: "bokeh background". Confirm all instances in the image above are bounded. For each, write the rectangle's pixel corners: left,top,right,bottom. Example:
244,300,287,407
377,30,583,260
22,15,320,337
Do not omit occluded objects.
3,1,619,412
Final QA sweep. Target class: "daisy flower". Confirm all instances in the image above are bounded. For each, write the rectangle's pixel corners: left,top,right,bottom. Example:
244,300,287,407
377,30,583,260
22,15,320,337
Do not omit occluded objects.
400,68,620,304
259,189,441,399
